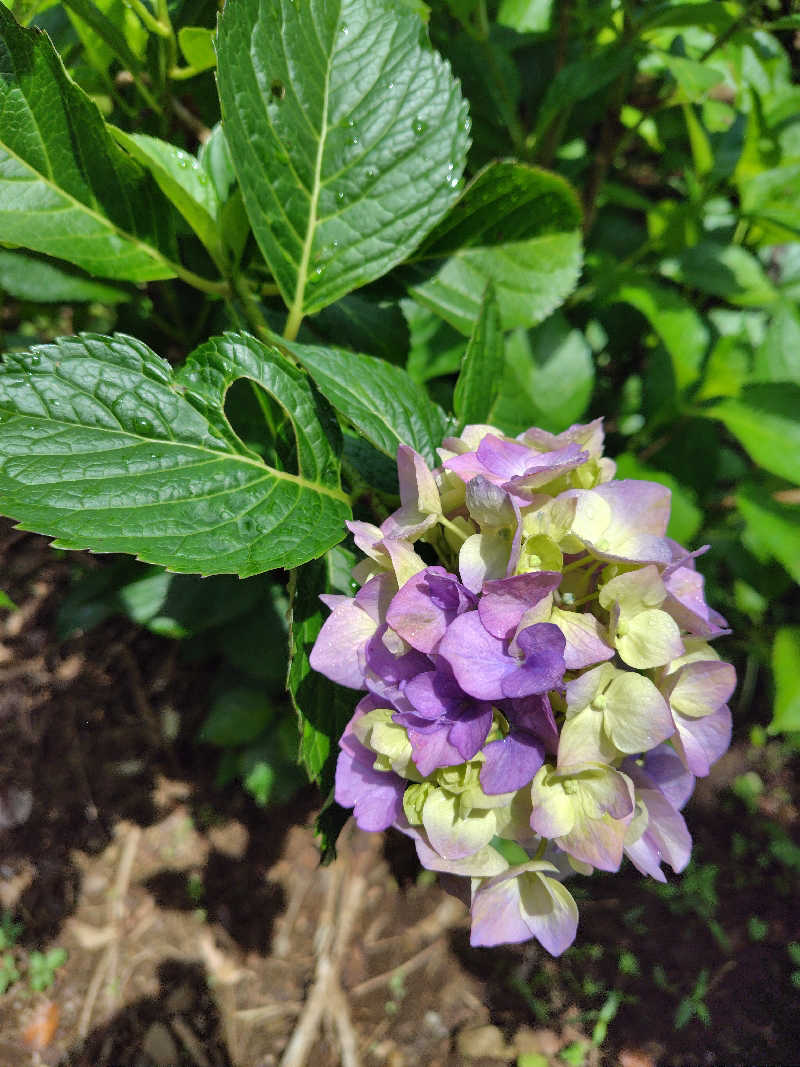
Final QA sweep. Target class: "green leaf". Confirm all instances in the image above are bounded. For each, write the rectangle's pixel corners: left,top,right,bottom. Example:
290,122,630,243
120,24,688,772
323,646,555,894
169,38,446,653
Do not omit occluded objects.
288,555,355,786
614,454,703,545
0,5,179,282
490,312,594,436
753,302,800,386
533,44,637,140
407,161,583,334
659,243,778,308
200,686,275,746
0,589,16,610
217,0,470,324
660,54,724,102
178,25,216,72
709,384,800,486
0,249,130,303
609,275,708,390
497,0,552,32
62,0,146,76
283,337,448,465
0,332,351,575
739,162,800,238
110,129,223,263
737,485,800,583
769,626,800,734
453,283,501,431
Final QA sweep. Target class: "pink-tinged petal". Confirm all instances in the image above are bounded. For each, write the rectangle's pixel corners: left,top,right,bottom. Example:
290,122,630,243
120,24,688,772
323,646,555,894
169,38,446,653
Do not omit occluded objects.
663,565,730,638
560,809,629,872
470,873,535,946
578,768,635,822
519,418,605,460
551,607,614,669
394,568,475,652
346,519,385,560
518,872,580,956
335,700,405,831
504,444,589,497
604,672,674,754
666,660,737,718
381,537,427,587
476,434,534,479
625,789,691,881
530,770,575,839
479,572,562,640
309,599,377,688
568,482,673,565
565,662,614,713
672,705,732,776
438,612,513,700
642,744,695,810
406,727,467,776
354,572,397,624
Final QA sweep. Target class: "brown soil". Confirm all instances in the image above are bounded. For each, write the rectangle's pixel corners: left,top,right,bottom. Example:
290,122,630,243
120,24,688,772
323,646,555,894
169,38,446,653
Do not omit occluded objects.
0,523,798,1066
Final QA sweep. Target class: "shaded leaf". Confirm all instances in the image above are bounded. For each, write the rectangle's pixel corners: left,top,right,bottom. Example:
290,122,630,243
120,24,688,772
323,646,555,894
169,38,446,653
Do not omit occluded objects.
737,484,800,583
453,282,502,431
752,301,800,386
710,384,800,486
284,337,448,465
407,161,583,334
490,312,594,435
0,250,130,303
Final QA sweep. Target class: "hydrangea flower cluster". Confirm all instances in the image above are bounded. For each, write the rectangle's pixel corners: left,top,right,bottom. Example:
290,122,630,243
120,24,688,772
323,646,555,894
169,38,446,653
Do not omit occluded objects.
310,420,736,953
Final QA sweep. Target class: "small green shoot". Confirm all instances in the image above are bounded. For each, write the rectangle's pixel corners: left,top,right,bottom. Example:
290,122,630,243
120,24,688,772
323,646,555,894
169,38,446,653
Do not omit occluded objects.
27,947,68,992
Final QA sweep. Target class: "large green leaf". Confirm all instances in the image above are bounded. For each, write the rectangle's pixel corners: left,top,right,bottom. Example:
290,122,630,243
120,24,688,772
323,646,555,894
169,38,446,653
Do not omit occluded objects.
406,161,583,335
0,332,351,575
0,250,130,303
489,312,594,436
710,384,800,486
453,283,501,431
0,5,178,282
283,337,448,466
217,0,469,324
737,485,800,583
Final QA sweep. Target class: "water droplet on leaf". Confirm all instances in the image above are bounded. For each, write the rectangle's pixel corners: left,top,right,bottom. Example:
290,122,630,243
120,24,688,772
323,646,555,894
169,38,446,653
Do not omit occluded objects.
412,118,427,137
133,416,154,435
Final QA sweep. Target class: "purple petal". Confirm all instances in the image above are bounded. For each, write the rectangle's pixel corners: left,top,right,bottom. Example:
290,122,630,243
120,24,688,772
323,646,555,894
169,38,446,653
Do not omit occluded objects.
476,434,533,479
386,567,474,653
673,705,732,776
309,598,377,689
406,727,466,776
479,572,562,640
641,744,696,810
501,624,566,699
506,694,559,752
480,732,546,794
438,612,515,700
663,565,730,638
447,704,494,760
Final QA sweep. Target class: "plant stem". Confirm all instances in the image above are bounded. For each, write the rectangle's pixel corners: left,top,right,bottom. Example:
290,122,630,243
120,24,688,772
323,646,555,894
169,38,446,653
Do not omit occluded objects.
232,275,271,341
126,0,170,36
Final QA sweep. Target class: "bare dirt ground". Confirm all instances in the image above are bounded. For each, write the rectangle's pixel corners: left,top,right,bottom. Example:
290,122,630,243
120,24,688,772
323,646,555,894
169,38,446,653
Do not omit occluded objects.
0,523,798,1066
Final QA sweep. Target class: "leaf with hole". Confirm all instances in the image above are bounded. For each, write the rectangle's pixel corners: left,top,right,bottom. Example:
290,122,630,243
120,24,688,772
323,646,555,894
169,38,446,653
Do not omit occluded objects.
0,332,351,576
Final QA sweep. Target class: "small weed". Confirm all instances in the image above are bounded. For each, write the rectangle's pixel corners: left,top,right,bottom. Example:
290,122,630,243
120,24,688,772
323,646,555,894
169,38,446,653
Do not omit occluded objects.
559,1040,590,1066
618,950,640,976
0,912,22,951
27,947,68,992
674,970,711,1030
0,953,20,995
747,916,769,942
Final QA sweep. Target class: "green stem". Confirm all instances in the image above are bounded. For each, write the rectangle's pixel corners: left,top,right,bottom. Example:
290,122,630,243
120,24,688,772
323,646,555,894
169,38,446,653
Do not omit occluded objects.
172,264,230,298
231,275,271,341
126,0,171,38
438,514,469,544
169,64,206,81
534,838,548,860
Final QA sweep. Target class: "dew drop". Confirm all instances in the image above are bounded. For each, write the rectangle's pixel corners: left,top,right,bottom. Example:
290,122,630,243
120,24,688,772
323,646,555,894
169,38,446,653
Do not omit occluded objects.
387,81,395,91
270,79,286,101
133,415,154,435
340,22,349,35
29,353,41,367
336,190,345,202
177,156,189,169
366,166,376,179
412,118,427,137
349,135,360,146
